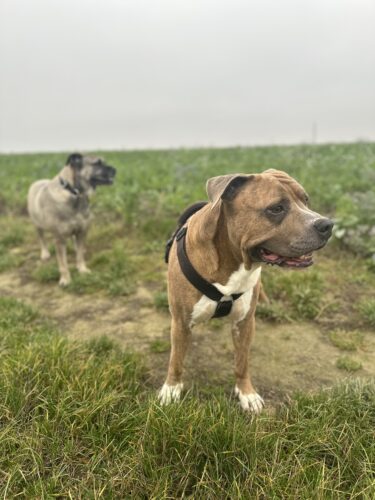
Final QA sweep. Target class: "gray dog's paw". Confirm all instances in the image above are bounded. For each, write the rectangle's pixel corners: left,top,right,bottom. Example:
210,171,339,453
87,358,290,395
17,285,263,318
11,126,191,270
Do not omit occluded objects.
59,276,71,287
40,250,51,261
77,266,91,274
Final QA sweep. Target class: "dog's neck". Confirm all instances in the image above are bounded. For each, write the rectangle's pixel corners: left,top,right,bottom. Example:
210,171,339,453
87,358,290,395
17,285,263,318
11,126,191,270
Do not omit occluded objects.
186,206,246,284
58,166,84,196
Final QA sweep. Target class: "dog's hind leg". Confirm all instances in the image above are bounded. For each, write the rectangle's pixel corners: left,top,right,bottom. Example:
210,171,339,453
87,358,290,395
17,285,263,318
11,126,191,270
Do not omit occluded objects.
232,314,264,413
55,238,71,287
158,317,192,405
37,228,51,261
74,231,91,274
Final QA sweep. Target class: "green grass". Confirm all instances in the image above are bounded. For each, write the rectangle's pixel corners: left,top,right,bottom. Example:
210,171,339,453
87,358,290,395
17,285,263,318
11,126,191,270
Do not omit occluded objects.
149,339,170,353
0,296,374,498
328,329,364,351
0,144,374,315
32,243,136,296
32,261,61,283
0,249,21,273
336,356,363,372
0,218,28,272
153,290,169,311
0,144,375,497
260,268,325,320
1,143,375,253
358,298,375,327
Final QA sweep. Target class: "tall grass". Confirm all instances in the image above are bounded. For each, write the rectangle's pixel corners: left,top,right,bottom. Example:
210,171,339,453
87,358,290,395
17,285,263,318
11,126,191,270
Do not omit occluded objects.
0,297,374,498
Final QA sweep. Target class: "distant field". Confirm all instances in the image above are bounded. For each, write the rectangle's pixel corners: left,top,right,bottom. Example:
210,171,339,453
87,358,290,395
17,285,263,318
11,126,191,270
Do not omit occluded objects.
0,143,375,497
1,143,375,251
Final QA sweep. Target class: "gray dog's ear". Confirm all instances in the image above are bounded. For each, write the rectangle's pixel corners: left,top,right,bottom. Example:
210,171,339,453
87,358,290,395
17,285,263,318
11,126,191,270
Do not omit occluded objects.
206,174,253,208
66,153,83,169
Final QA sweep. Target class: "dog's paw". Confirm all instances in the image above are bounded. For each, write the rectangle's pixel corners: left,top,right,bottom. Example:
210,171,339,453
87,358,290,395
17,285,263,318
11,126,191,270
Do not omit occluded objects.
40,250,51,261
59,276,71,287
235,386,264,413
158,383,183,405
77,266,91,274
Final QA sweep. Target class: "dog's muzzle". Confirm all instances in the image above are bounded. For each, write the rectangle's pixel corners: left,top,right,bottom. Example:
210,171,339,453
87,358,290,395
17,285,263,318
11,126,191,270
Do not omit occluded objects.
91,166,116,187
252,217,334,268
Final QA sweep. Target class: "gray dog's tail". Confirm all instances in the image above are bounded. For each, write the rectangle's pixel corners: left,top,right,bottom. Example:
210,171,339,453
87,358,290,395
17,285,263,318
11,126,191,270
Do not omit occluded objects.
164,201,208,263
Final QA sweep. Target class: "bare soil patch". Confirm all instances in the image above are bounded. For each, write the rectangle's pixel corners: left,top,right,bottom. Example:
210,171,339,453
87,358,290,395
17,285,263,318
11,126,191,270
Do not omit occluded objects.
1,268,374,405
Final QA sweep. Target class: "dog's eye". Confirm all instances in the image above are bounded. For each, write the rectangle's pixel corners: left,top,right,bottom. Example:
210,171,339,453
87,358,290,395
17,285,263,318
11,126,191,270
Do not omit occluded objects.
268,204,284,215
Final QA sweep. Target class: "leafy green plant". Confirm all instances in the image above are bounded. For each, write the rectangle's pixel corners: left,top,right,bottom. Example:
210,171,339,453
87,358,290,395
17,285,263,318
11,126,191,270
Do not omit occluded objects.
261,269,324,320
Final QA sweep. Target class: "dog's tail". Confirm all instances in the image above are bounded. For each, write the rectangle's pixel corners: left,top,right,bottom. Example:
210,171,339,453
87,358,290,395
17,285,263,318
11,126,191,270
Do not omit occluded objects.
165,201,208,263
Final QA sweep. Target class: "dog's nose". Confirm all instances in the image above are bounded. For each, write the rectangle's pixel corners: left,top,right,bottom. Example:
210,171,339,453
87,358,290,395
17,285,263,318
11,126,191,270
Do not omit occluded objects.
314,218,334,239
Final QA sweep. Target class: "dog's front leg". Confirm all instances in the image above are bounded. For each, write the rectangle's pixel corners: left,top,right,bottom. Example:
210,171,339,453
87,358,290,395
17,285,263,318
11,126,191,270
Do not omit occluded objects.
158,316,192,405
36,228,51,261
55,238,71,287
75,231,91,274
232,314,264,413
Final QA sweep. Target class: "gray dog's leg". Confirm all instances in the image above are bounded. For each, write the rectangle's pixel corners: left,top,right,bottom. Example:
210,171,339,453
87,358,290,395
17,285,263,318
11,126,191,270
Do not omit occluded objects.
55,238,71,286
37,228,51,261
74,231,91,274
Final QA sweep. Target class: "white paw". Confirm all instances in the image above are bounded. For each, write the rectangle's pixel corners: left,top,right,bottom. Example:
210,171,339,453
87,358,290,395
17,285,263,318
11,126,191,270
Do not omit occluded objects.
59,276,71,287
158,383,183,405
235,386,264,413
77,266,91,274
41,250,51,262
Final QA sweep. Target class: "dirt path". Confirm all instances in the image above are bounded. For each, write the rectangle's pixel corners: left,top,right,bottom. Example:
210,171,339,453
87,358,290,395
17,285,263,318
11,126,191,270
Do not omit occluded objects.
1,269,374,404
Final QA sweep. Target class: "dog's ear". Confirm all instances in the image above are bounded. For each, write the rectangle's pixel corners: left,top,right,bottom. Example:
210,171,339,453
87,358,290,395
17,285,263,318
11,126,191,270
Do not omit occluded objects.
66,153,83,169
206,174,253,208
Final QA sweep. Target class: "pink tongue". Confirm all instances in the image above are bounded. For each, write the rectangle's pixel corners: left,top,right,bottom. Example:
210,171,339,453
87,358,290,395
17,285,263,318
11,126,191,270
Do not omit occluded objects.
265,253,281,262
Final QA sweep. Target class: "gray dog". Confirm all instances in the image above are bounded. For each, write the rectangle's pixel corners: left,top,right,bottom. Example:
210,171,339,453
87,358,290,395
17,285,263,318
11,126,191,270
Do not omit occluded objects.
27,153,116,286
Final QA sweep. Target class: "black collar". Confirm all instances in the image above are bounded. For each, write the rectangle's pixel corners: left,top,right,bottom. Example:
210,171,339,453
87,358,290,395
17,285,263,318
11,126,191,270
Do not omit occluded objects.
175,226,243,318
59,177,82,196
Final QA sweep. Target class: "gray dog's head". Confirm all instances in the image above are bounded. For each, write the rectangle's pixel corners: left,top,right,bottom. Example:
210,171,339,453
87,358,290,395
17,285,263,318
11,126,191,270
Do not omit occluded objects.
66,153,116,192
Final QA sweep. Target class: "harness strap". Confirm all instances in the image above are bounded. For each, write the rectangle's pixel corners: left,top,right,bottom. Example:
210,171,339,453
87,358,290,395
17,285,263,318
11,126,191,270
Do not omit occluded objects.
59,177,81,196
175,226,243,318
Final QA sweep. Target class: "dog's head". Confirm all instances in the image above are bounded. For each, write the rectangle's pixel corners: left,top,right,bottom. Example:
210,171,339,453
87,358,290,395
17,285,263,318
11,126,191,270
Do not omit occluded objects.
66,153,116,192
206,169,333,269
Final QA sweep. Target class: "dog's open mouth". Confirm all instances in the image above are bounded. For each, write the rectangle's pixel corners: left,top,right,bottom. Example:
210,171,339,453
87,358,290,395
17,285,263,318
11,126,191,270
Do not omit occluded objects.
97,177,114,184
258,248,313,268
91,176,115,187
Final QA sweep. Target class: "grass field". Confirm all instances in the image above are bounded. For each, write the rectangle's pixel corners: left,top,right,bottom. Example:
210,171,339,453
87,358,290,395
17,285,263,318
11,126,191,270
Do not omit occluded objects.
0,143,375,497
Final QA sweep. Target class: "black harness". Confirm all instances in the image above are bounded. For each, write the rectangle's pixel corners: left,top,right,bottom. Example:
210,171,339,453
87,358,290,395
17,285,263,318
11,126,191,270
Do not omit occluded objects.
59,177,82,196
175,226,243,318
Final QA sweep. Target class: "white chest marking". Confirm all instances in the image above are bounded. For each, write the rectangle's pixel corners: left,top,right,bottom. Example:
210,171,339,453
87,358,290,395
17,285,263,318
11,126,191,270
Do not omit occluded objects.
190,264,262,326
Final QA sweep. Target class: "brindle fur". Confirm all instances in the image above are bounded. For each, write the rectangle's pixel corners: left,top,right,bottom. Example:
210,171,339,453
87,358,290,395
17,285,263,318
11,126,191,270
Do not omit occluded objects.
161,169,333,411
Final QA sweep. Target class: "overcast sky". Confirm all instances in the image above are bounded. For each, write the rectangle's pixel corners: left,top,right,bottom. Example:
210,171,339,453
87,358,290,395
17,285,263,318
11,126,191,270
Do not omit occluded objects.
0,0,374,153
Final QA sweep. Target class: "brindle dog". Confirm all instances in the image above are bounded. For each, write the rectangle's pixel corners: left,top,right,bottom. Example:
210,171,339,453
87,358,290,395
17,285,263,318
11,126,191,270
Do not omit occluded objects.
27,153,116,286
159,170,333,412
